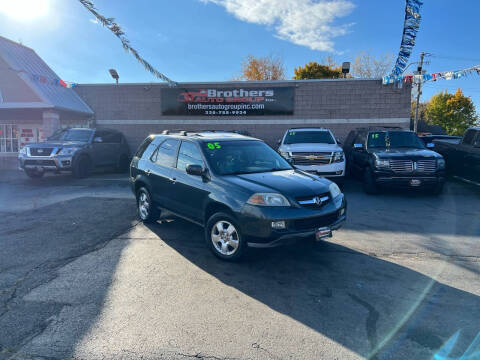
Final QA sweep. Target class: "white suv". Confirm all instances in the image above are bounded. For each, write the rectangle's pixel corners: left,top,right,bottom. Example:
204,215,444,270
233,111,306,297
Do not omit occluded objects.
278,128,345,185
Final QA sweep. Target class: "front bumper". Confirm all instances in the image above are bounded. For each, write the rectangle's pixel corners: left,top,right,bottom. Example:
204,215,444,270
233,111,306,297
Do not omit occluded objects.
294,162,345,179
373,169,446,188
18,155,73,172
240,194,347,248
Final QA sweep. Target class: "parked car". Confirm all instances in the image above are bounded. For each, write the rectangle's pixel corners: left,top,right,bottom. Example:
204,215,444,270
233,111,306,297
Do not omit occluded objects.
433,127,480,185
277,128,346,185
18,128,131,179
418,134,462,147
130,131,347,260
343,127,446,194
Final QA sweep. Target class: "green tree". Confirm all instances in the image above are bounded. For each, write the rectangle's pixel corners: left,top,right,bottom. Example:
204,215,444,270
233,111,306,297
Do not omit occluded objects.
293,61,342,79
425,89,479,136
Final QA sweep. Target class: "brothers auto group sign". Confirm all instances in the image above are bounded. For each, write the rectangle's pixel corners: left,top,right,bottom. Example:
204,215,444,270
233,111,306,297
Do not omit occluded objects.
161,87,294,116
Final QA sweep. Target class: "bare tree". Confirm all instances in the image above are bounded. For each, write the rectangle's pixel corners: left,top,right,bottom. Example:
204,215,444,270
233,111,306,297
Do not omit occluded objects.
237,54,286,81
352,51,394,79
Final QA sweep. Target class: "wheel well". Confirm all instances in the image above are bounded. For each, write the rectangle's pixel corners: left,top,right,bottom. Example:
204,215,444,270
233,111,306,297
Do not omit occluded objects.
204,202,234,224
75,153,91,164
134,180,147,195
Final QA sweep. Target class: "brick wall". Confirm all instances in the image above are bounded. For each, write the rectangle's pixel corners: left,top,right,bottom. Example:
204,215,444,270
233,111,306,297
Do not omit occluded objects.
74,79,412,151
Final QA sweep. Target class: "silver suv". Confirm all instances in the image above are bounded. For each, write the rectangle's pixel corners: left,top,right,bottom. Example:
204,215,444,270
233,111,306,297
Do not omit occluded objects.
18,128,130,178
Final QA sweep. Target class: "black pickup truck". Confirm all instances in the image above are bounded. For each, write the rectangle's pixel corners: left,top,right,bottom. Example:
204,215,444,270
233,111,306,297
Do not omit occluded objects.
433,127,480,185
344,127,446,194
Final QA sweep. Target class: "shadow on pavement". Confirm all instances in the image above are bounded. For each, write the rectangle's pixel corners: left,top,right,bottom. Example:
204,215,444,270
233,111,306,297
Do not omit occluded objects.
146,219,480,360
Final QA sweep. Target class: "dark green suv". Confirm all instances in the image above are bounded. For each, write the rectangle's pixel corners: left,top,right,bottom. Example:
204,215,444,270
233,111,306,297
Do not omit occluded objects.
130,131,347,260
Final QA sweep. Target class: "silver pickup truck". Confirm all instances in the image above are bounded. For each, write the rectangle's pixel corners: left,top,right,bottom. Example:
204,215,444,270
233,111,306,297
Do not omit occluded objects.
433,127,480,185
18,128,131,179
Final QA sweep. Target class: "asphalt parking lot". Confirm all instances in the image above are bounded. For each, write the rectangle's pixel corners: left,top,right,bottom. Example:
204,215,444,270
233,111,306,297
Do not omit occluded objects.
0,171,479,360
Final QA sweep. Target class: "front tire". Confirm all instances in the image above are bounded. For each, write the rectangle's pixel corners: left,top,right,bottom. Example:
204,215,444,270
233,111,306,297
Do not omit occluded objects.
24,169,44,179
136,187,159,223
73,156,91,178
363,167,378,195
205,212,246,261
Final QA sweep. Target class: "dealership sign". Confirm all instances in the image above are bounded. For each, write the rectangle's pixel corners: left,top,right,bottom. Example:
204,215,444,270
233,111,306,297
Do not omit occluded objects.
161,87,294,116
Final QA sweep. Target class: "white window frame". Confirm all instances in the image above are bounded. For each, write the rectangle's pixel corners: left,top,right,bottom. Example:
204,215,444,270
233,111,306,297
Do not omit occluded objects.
0,124,19,153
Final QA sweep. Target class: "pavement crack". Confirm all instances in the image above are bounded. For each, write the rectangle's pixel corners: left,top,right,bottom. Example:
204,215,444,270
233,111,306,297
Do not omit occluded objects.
175,352,242,360
348,294,380,357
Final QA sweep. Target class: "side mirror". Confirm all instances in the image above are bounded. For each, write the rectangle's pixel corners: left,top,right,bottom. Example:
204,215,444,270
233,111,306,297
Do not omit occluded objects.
426,143,435,148
186,164,204,176
336,138,342,145
353,143,364,150
277,139,281,146
93,137,103,143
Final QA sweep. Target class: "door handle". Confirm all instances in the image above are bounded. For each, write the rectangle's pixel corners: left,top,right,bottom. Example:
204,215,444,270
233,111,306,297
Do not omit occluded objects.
169,177,176,183
145,169,151,175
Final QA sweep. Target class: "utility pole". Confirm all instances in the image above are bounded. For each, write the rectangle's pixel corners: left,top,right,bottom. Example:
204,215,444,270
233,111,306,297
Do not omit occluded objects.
413,52,426,133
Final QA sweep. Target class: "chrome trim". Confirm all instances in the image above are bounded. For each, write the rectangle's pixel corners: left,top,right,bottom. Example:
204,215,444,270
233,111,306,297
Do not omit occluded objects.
298,195,329,205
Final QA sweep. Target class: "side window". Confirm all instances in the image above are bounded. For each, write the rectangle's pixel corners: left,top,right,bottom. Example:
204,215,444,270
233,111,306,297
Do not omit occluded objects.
177,141,204,171
152,139,179,167
463,130,476,145
354,132,365,145
135,136,154,158
94,130,108,142
104,132,121,143
473,132,480,147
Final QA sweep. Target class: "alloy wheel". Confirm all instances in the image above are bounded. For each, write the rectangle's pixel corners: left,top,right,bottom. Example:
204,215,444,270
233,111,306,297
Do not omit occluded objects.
211,220,239,256
138,192,150,220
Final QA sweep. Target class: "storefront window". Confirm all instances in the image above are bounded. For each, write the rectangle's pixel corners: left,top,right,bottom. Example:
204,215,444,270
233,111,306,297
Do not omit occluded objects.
0,124,19,153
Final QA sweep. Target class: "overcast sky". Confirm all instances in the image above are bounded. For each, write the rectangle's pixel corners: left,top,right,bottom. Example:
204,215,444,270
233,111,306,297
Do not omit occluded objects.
1,0,479,108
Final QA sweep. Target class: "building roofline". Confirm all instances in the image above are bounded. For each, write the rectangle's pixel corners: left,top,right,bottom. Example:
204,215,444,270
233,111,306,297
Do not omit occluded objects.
75,78,383,87
0,36,35,52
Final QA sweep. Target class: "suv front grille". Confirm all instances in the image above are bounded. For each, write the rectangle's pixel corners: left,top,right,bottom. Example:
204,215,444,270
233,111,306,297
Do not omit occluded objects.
296,192,331,209
416,159,436,173
389,160,413,173
388,159,437,173
293,211,339,231
30,148,53,156
291,152,332,165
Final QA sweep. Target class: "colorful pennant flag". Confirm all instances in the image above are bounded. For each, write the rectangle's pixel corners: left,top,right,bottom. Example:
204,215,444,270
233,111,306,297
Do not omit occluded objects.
383,65,480,85
390,0,424,77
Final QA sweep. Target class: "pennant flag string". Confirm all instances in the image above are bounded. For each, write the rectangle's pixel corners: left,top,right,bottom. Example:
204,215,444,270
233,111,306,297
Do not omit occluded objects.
383,65,480,85
8,68,78,88
389,0,424,77
78,0,177,87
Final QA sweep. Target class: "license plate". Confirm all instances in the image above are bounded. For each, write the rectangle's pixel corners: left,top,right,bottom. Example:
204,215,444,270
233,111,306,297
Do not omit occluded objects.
410,179,421,186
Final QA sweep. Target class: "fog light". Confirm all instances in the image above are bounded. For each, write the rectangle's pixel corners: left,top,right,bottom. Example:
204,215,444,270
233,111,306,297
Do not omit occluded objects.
271,221,286,230
340,208,345,216
336,170,343,175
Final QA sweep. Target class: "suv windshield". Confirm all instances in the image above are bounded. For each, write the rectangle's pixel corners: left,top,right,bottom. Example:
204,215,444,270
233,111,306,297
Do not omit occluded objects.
368,131,425,149
48,129,93,142
202,140,292,175
284,130,335,144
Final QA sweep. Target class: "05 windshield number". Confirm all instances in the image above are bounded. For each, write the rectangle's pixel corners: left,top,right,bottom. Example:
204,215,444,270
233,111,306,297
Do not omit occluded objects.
207,142,221,150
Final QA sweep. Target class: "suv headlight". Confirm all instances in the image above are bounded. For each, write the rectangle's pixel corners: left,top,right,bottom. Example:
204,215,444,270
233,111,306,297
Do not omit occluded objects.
19,147,28,155
247,193,290,207
332,151,344,163
57,147,81,156
375,159,390,168
280,151,290,159
437,158,445,169
329,182,342,199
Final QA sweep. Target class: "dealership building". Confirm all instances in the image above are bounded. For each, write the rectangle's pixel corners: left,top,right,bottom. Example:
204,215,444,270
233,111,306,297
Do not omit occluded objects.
0,36,412,169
